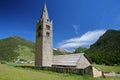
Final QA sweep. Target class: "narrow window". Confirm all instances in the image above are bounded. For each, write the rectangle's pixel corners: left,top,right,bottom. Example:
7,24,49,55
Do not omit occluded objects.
46,25,50,30
38,32,41,37
38,25,42,30
37,26,42,32
46,32,50,37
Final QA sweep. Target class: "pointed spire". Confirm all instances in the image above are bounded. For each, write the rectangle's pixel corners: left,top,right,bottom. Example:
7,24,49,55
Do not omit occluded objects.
40,2,49,21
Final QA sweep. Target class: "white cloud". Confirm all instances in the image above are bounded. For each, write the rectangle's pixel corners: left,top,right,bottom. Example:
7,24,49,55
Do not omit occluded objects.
58,30,106,49
73,25,80,35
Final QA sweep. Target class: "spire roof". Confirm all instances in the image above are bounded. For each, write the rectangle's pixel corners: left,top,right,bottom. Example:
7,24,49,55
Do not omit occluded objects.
40,3,49,21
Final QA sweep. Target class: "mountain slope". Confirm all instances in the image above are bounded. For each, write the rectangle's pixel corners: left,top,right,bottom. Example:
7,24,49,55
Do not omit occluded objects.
75,47,87,53
0,36,35,62
0,36,73,62
85,29,120,65
53,48,72,55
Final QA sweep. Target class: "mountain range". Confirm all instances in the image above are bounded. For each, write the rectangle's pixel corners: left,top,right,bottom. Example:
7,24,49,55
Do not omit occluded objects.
0,29,120,65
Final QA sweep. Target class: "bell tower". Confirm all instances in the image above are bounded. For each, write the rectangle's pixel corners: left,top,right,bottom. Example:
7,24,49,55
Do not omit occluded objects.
35,3,53,67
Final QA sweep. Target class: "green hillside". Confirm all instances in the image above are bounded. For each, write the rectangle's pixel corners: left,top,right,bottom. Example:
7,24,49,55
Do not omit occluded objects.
75,47,87,53
53,48,72,55
85,29,120,65
0,36,35,62
0,36,68,63
53,49,64,55
2,29,120,65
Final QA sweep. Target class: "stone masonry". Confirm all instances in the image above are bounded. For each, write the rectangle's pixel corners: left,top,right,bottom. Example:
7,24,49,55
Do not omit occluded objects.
35,3,53,67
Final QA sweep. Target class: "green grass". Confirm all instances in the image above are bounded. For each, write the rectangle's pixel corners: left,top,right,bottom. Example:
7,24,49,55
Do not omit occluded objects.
0,64,120,80
93,64,120,73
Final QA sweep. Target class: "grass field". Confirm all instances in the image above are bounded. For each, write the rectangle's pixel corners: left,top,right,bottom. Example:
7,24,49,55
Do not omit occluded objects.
0,64,120,80
93,64,120,73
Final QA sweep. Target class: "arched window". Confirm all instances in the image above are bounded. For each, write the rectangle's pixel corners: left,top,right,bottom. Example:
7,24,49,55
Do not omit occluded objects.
46,32,50,37
46,25,50,30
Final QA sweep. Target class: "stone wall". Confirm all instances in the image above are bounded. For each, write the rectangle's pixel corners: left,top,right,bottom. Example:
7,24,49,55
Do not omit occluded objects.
19,66,93,75
92,66,104,78
104,72,116,77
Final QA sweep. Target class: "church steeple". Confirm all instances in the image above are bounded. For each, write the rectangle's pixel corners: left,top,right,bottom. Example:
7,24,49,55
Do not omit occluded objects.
35,2,53,67
41,3,49,22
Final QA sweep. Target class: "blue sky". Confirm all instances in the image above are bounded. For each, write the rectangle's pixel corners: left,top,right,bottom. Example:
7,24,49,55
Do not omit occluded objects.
0,0,120,49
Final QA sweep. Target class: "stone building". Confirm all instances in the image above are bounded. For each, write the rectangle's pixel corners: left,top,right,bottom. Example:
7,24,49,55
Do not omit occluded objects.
34,3,108,78
35,2,92,67
35,3,53,67
35,2,92,69
35,3,106,77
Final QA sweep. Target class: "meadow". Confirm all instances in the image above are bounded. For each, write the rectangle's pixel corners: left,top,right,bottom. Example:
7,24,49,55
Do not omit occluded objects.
0,64,120,80
93,64,120,73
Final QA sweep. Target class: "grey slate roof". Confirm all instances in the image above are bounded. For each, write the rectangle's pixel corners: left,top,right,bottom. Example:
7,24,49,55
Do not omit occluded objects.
53,53,84,66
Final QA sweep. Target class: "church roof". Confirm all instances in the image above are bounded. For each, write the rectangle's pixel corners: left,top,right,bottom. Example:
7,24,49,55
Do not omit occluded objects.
53,53,85,66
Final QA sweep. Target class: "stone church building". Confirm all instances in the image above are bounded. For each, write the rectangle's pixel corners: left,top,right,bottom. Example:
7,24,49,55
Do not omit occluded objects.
35,3,105,78
35,3,92,69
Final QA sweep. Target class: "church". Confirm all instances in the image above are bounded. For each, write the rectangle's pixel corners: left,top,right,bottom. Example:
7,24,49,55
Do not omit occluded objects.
34,3,106,78
35,3,92,69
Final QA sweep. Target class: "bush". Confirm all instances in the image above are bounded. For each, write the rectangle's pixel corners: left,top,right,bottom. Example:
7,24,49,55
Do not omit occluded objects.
1,61,6,64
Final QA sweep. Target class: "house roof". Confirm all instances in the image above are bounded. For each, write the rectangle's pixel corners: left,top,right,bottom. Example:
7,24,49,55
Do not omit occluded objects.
52,53,84,66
